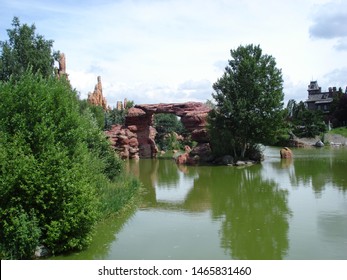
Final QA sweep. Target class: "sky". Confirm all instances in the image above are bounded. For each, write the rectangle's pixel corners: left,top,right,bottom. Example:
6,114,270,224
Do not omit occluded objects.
1,0,347,108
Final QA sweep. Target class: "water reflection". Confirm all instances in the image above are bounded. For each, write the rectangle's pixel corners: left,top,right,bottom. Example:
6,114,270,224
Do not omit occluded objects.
193,166,290,259
129,160,291,260
52,147,347,259
276,148,347,194
50,203,137,260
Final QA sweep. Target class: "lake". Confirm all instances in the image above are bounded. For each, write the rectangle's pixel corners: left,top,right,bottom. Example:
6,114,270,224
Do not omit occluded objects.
53,146,347,260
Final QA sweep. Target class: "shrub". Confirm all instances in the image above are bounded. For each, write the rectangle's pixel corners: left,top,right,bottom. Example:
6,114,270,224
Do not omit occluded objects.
0,72,102,257
0,207,41,259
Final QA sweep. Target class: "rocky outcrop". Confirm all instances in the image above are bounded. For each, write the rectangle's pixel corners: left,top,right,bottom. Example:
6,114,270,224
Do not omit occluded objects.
125,107,158,158
175,146,194,165
125,102,211,160
87,76,109,110
315,140,324,147
105,124,139,159
135,102,210,143
106,102,212,161
189,142,213,162
280,147,293,159
55,53,69,80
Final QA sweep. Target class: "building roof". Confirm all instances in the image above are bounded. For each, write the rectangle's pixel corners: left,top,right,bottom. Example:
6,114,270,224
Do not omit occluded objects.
315,99,333,104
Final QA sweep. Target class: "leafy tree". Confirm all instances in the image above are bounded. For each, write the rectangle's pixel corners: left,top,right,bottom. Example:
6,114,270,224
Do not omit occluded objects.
331,94,347,127
105,101,135,129
154,113,185,151
0,17,58,81
79,100,106,130
125,100,134,109
0,72,123,258
287,100,327,137
208,44,285,159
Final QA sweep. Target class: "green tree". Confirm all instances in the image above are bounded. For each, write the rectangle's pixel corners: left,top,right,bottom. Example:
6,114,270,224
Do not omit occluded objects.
105,101,135,129
287,101,327,137
0,72,118,258
0,17,58,81
154,113,185,151
79,100,106,130
331,93,347,127
208,44,285,159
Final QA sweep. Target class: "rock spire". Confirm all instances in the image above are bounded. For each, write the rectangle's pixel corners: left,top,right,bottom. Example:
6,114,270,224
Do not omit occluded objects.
87,76,109,110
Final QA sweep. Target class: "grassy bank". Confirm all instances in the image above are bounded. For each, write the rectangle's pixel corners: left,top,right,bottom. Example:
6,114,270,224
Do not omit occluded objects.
328,127,347,138
97,174,141,218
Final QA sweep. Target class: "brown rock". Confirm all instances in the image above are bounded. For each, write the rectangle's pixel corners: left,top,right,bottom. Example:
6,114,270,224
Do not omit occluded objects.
124,102,211,159
118,135,129,145
127,125,138,132
190,143,213,162
106,102,212,161
87,76,109,110
105,125,140,159
280,147,293,158
191,128,209,142
176,153,189,165
129,137,139,147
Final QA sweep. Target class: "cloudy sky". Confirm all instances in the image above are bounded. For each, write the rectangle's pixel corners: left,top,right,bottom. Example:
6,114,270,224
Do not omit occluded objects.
1,0,347,107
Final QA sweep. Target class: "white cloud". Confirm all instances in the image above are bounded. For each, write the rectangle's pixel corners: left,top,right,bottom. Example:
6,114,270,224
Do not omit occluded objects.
309,1,347,51
322,67,347,88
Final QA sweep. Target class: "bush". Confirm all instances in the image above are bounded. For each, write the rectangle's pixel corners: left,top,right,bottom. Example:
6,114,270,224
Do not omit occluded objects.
0,207,41,259
0,72,111,257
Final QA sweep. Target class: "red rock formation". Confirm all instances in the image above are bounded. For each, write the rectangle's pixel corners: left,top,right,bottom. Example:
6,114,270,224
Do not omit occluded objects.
105,124,139,159
135,102,211,143
175,145,196,165
125,107,158,158
105,102,212,161
56,53,69,80
87,76,109,110
127,102,211,160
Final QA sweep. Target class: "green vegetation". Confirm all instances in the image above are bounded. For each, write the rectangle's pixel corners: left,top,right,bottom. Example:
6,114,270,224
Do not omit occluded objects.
154,113,188,151
331,94,347,128
0,17,58,81
328,127,347,138
208,44,285,159
105,100,134,129
286,100,327,138
0,72,140,259
79,100,106,130
0,18,140,259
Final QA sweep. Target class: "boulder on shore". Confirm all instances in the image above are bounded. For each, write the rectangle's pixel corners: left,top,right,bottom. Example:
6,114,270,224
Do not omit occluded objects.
280,147,293,158
315,140,324,147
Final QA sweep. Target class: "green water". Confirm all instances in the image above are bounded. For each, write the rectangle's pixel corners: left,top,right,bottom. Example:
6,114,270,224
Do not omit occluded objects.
53,146,347,260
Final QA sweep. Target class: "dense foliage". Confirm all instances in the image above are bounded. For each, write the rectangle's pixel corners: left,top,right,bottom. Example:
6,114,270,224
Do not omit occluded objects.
0,17,140,260
286,100,327,138
79,100,106,130
331,94,347,128
0,17,58,81
208,44,285,159
154,113,186,151
104,100,134,129
0,72,131,259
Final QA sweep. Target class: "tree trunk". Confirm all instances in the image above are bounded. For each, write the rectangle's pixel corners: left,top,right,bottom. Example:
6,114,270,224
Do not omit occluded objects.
241,143,247,159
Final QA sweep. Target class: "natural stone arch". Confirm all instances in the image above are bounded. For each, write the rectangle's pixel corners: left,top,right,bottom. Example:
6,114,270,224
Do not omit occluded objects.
125,102,211,158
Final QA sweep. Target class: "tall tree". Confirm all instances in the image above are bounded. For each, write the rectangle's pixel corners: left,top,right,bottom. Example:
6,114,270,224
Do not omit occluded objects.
209,44,285,159
0,17,58,81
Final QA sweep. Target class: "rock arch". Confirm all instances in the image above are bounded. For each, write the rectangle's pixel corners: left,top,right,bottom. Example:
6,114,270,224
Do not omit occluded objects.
106,102,211,160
